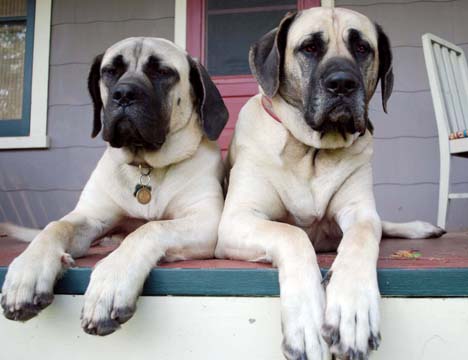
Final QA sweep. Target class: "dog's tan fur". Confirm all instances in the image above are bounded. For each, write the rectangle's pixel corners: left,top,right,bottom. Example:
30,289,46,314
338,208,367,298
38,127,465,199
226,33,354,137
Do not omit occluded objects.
1,38,226,336
216,8,443,360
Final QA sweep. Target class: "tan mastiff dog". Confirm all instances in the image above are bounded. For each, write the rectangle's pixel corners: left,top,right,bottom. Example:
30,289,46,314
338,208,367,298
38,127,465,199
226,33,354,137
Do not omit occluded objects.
1,37,228,336
217,7,444,360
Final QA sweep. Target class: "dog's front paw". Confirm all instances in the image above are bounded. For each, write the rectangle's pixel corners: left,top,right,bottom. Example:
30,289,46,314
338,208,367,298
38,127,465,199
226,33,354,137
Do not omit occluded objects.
281,277,331,360
1,249,73,321
81,257,142,336
322,268,380,360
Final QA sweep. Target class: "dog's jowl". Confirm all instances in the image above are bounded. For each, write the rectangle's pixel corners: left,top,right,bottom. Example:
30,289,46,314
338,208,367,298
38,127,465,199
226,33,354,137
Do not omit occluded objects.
1,37,228,336
217,7,444,360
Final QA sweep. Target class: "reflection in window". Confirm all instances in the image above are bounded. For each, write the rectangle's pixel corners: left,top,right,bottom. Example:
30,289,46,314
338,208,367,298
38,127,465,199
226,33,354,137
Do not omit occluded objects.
205,0,296,76
0,22,26,120
0,0,34,137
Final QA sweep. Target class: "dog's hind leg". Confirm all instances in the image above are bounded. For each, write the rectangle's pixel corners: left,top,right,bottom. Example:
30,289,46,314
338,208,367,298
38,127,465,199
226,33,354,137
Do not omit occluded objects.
381,220,446,239
1,199,123,322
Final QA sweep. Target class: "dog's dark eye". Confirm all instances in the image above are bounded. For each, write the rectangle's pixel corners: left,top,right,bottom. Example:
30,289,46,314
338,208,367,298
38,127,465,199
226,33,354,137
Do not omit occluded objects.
303,44,318,54
156,68,171,76
356,43,370,55
102,67,117,77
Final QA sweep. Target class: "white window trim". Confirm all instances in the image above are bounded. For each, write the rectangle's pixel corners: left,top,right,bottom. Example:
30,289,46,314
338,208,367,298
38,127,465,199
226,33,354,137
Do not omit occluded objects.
174,0,187,50
321,0,335,7
0,0,51,150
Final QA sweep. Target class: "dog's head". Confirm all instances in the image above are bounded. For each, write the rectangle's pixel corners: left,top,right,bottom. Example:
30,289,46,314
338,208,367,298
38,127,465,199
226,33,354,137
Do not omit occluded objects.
88,37,228,153
250,7,393,148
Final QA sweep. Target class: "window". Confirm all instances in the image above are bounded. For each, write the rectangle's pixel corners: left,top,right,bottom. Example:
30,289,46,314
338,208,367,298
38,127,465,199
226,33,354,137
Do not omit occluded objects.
0,0,34,137
183,0,319,153
0,0,51,149
205,0,297,76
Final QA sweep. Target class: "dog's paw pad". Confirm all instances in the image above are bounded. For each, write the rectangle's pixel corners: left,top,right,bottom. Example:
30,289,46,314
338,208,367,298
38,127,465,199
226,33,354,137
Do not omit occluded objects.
282,342,308,360
111,306,135,324
345,349,366,360
33,293,54,309
83,318,121,336
430,226,446,238
368,332,381,351
322,324,340,347
4,303,39,322
2,292,54,322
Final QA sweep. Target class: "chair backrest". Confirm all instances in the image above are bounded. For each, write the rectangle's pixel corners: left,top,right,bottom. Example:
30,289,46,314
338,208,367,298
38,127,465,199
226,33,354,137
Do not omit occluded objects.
422,33,468,137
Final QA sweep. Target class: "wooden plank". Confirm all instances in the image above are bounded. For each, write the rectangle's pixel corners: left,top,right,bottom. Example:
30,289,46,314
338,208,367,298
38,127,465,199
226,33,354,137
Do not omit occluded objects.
3,234,468,269
1,266,468,297
2,234,468,296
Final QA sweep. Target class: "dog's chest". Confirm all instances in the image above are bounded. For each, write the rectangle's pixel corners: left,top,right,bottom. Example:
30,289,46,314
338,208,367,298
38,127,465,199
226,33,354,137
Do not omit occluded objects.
277,148,362,225
109,166,176,220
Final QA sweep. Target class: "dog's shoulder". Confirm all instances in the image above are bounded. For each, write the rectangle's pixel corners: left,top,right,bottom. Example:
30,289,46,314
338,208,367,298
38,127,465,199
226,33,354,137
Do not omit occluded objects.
229,94,290,164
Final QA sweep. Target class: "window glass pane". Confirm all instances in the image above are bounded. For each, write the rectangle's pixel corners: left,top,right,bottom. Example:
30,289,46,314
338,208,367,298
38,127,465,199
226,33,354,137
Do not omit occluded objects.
207,0,296,11
205,0,296,76
0,0,27,17
0,22,26,120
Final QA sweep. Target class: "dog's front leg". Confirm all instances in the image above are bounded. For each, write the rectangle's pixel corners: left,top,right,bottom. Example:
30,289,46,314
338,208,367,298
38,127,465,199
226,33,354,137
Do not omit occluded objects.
1,207,122,322
323,195,382,359
81,207,220,336
218,212,329,360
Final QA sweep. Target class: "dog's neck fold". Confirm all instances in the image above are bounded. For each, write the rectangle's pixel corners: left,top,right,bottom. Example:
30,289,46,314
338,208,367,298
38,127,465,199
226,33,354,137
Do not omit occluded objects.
263,94,360,150
109,110,203,169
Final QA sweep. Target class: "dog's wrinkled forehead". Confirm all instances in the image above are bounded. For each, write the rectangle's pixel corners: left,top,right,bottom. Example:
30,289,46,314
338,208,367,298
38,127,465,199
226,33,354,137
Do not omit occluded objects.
101,37,189,73
288,8,378,56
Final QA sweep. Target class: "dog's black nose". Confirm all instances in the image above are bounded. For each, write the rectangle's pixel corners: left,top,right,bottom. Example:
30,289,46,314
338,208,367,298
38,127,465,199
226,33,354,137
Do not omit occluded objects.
324,72,358,96
112,83,138,107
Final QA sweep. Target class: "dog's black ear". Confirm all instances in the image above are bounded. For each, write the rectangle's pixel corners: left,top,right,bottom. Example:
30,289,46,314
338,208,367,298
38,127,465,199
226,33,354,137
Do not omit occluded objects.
88,54,104,138
249,11,296,98
188,56,229,140
375,23,393,113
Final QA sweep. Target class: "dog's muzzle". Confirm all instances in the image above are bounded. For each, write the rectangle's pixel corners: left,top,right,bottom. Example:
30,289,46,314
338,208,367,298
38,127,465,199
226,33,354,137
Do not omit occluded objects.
103,82,165,150
324,71,359,97
312,59,366,135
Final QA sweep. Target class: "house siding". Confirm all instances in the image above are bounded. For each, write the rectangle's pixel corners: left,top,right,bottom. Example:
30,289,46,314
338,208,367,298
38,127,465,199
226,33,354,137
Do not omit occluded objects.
335,0,468,230
0,0,175,228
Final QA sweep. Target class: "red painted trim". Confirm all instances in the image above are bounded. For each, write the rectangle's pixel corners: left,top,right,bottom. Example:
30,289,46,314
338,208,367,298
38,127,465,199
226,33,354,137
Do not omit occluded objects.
207,5,296,16
298,0,320,9
214,76,258,97
186,0,321,151
186,0,205,61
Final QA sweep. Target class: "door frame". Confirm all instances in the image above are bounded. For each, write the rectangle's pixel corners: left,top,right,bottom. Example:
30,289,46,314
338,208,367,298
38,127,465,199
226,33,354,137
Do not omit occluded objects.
184,0,320,84
175,0,321,151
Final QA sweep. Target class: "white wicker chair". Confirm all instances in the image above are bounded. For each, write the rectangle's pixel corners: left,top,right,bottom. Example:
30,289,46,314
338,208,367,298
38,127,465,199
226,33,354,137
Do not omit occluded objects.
422,33,468,228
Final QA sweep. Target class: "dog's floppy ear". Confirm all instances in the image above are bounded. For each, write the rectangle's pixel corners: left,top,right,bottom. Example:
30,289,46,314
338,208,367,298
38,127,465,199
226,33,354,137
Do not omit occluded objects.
375,23,394,113
188,56,229,140
249,11,296,98
88,54,104,138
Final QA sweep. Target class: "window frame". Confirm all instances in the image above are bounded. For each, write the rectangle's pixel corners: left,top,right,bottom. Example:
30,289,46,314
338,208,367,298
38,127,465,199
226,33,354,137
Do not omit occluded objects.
0,0,35,137
0,0,51,149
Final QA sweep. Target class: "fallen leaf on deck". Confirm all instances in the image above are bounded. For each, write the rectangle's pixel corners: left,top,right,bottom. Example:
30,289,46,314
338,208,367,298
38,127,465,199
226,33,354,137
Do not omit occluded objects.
390,250,422,259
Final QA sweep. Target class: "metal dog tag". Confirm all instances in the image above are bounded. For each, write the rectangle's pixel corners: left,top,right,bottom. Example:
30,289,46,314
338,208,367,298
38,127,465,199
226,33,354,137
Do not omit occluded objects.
134,164,153,205
134,184,152,205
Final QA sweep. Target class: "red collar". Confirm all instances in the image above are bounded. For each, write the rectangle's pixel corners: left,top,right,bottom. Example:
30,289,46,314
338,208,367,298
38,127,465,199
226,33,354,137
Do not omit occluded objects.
261,95,282,123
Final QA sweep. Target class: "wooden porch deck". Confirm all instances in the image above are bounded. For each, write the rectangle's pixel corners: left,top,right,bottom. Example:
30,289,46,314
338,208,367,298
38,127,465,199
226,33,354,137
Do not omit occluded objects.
1,232,468,269
1,232,468,297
